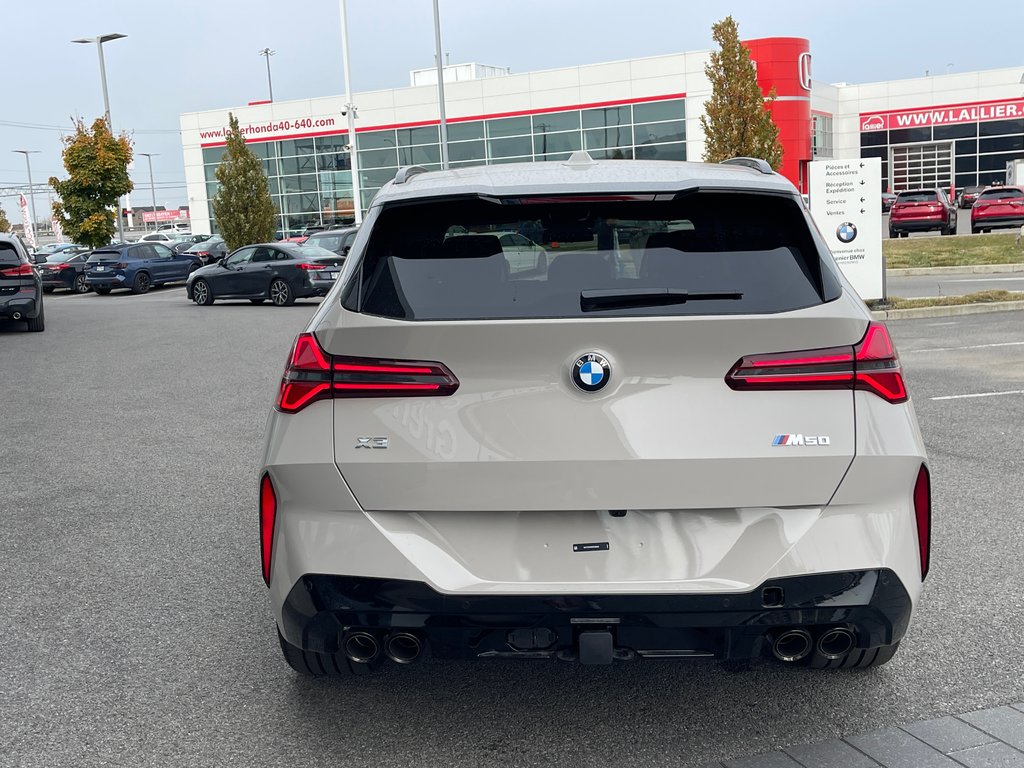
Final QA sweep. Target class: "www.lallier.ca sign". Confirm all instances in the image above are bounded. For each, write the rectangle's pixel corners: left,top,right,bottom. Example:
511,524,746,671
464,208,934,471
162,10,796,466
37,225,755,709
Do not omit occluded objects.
860,98,1024,132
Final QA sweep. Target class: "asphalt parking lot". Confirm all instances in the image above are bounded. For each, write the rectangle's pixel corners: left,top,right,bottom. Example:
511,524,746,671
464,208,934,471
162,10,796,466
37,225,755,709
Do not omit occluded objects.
2,289,1024,768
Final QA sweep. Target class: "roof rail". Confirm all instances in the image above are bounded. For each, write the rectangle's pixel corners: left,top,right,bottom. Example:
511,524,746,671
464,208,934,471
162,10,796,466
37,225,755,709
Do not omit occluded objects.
721,157,774,175
393,165,430,185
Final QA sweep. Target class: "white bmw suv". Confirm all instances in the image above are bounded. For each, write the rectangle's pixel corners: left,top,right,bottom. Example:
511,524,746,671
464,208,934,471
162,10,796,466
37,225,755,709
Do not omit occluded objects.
259,154,930,675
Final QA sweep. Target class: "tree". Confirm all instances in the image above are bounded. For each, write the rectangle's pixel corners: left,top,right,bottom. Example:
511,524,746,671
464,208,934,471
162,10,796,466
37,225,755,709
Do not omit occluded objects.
700,16,783,170
49,118,134,249
0,204,10,233
210,114,277,250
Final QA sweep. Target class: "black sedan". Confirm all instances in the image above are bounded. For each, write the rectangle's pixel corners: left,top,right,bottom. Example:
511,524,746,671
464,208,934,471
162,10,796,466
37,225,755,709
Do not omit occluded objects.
185,242,344,306
184,237,228,265
38,250,92,294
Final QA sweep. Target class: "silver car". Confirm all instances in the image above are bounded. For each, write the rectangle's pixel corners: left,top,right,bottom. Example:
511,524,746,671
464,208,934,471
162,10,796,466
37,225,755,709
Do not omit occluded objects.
260,154,930,675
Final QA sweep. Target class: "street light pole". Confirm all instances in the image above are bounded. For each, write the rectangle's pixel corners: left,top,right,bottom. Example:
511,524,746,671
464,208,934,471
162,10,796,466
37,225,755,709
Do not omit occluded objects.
432,0,450,170
12,150,40,233
138,153,159,232
259,48,275,102
338,0,362,224
72,33,127,243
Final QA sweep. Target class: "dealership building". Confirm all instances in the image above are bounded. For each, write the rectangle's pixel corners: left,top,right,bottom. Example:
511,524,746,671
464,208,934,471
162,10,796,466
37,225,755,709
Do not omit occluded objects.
179,38,1024,236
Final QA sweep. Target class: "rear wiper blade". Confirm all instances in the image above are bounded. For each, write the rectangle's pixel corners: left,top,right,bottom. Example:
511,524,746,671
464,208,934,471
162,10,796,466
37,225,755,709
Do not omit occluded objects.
580,288,743,312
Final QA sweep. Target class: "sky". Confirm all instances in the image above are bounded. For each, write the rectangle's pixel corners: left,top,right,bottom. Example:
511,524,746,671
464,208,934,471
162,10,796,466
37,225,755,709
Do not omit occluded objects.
2,0,1022,217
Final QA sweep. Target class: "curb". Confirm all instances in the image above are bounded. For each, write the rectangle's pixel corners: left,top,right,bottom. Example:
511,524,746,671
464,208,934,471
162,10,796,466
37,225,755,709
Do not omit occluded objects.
887,263,1024,276
871,299,1024,320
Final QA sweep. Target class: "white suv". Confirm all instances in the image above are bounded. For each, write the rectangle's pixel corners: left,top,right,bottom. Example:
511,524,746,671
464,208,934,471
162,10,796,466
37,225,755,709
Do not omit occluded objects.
259,154,930,675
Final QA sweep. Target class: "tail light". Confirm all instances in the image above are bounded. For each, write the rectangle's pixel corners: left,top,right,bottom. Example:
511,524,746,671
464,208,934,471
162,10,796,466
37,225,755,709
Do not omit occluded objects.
276,332,459,413
0,263,34,277
914,465,931,580
114,262,127,269
726,321,908,403
297,262,320,271
259,473,277,585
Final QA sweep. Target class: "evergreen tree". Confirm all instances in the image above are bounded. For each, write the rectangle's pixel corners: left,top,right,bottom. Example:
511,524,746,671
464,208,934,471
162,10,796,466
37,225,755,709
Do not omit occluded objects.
210,114,277,250
49,118,134,249
0,204,11,233
700,16,783,170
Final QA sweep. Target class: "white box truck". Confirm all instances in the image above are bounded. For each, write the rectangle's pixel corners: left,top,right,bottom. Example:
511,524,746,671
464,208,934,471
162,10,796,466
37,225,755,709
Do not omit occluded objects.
1007,158,1024,186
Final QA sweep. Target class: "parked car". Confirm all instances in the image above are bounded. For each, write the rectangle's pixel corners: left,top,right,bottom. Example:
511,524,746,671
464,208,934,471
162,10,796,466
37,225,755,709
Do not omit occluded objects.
881,192,897,213
302,227,359,256
85,242,202,294
970,186,1024,234
956,186,983,209
0,233,44,331
30,242,86,264
138,231,188,244
158,222,191,232
888,189,957,237
184,236,228,265
38,251,92,293
185,242,343,306
260,155,930,676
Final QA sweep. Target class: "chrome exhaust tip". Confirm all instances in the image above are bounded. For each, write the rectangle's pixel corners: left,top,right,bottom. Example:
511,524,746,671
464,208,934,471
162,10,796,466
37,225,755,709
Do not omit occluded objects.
384,632,423,664
343,632,380,664
12,312,22,320
771,628,813,663
816,628,856,660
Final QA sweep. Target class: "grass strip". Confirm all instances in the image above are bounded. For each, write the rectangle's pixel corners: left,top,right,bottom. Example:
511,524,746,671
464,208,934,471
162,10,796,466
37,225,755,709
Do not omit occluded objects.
883,232,1023,269
867,290,1024,310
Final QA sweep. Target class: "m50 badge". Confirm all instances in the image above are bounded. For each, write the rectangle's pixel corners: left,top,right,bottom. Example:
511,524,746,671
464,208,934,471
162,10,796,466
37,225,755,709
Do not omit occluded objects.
773,434,831,446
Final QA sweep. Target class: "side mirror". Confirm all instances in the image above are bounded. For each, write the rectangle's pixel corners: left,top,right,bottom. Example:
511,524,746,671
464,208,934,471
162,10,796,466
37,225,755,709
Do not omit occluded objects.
342,246,351,255
32,254,47,264
217,257,226,266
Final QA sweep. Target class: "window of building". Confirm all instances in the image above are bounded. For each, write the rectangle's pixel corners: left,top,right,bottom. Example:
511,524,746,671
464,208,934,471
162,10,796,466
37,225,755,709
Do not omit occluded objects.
582,106,631,129
448,121,484,142
812,113,833,158
486,116,532,138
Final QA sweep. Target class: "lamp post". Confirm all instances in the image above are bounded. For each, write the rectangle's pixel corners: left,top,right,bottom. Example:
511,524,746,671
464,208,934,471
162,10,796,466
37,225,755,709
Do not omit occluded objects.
12,150,40,232
432,0,450,170
138,153,159,232
72,33,127,243
338,0,363,224
259,48,275,102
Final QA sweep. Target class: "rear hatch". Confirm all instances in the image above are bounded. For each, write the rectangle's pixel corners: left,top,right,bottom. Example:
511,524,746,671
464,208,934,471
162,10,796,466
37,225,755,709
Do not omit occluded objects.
322,191,865,512
891,191,943,221
301,245,345,281
973,188,1024,220
86,249,126,276
0,242,34,295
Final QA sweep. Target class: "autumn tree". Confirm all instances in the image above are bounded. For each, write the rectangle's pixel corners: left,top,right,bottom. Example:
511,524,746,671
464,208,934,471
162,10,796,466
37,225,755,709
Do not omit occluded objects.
0,204,11,233
49,118,134,249
210,114,277,250
700,16,783,170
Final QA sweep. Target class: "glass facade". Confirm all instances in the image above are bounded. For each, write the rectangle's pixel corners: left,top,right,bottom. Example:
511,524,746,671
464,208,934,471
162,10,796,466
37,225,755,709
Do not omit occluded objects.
860,118,1024,193
201,98,686,237
811,113,833,158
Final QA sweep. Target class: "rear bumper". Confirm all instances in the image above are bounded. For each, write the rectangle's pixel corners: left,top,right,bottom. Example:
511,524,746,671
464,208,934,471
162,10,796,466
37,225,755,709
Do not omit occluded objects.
890,218,946,232
85,274,125,288
280,569,912,660
0,291,41,319
972,215,1024,229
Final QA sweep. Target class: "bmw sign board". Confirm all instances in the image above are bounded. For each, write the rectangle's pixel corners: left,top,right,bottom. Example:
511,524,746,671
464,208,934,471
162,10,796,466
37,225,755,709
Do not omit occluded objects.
808,157,884,300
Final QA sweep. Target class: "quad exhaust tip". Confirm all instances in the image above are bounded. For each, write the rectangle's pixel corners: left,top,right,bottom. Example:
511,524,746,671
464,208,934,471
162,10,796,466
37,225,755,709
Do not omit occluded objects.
385,632,423,664
771,629,813,663
343,632,381,664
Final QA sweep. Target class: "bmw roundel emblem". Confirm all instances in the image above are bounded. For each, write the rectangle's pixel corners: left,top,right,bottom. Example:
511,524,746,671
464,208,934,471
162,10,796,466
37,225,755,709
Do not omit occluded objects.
836,222,858,243
571,353,611,393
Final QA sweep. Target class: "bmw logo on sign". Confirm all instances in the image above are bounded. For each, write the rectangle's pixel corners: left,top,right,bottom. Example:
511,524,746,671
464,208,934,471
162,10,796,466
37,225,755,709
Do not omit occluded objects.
571,353,611,393
836,222,858,243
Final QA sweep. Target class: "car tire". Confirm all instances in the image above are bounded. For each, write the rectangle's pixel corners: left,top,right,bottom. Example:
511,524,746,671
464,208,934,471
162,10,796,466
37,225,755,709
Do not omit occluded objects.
42,286,55,294
192,278,214,306
809,640,900,669
73,274,89,294
277,628,368,677
131,272,151,295
269,278,294,306
25,302,45,333
249,298,265,304
94,286,112,295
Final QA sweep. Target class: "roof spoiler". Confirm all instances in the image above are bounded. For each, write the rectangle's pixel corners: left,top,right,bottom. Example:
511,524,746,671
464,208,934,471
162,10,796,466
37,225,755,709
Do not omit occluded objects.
394,166,430,185
721,157,774,175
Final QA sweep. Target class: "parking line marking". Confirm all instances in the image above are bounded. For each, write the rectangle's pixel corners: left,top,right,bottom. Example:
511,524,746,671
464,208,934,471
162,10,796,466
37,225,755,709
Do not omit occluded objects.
931,390,1024,401
947,277,1024,282
905,341,1024,353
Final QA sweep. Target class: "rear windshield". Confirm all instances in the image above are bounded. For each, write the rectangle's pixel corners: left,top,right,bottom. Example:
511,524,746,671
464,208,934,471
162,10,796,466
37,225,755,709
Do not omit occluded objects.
87,250,123,262
342,192,840,320
978,188,1024,200
0,242,24,266
307,232,356,252
896,191,938,202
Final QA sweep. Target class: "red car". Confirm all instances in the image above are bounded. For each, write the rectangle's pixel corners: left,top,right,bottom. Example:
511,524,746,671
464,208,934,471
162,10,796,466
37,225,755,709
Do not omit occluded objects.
970,186,1024,234
888,189,957,238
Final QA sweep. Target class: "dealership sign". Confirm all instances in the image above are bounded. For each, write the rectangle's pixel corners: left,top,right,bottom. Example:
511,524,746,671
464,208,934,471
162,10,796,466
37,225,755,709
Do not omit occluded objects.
808,158,884,300
143,209,190,223
860,98,1024,131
